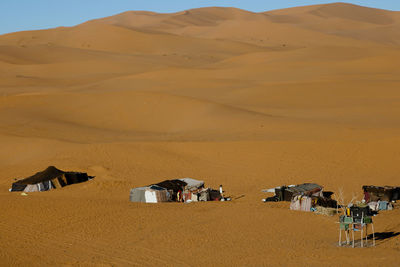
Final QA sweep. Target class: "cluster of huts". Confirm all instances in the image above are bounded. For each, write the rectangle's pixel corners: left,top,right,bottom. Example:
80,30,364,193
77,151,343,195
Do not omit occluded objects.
262,183,338,215
261,183,400,247
9,167,399,211
9,167,400,248
129,178,228,203
262,183,399,213
9,166,229,203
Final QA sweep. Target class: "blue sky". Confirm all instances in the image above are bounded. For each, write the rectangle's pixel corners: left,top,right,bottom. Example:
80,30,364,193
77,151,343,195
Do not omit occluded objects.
0,1,399,35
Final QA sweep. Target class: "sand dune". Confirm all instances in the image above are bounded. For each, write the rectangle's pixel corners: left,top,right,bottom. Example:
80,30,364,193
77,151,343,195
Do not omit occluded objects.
83,3,400,46
267,3,400,45
1,3,400,266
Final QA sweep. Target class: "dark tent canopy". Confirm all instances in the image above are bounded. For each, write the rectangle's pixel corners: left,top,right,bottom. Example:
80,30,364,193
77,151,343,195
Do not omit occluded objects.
10,166,94,192
153,179,187,201
363,185,400,202
263,183,337,209
274,183,323,202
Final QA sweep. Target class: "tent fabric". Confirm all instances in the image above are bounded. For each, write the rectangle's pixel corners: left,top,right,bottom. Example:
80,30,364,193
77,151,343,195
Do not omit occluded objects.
14,166,64,186
199,190,209,201
130,187,147,202
269,183,323,202
23,184,39,192
154,179,186,191
290,196,301,210
145,190,158,203
51,177,63,188
131,179,186,203
363,185,400,202
11,166,93,192
290,195,313,212
180,178,206,202
368,201,393,211
300,196,312,211
154,179,187,201
151,186,171,202
209,189,221,201
179,178,204,191
286,183,323,198
130,177,218,203
129,185,171,203
183,188,211,202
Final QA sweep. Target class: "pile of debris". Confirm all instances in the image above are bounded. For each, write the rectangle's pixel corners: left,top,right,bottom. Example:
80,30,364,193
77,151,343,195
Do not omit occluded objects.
130,178,230,203
262,183,337,214
9,166,94,192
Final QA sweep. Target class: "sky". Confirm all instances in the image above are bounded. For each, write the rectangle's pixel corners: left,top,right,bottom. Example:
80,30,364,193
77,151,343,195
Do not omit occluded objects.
0,0,399,35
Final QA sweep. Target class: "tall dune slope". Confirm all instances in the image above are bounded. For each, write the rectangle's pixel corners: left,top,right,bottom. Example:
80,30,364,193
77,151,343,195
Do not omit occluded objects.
1,3,400,266
86,3,400,45
267,3,400,44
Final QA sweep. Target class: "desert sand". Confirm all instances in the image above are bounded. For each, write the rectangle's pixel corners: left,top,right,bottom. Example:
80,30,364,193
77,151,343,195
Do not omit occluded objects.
1,2,400,266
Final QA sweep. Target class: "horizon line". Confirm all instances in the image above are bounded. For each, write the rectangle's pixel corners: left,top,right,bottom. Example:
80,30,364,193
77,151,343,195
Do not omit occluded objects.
1,2,399,36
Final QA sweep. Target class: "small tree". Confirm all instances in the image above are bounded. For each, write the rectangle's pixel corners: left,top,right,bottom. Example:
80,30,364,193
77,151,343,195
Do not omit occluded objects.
336,187,358,214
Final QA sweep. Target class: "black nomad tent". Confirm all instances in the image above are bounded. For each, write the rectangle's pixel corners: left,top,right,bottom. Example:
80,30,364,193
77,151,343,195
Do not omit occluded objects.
262,183,337,210
10,166,94,192
129,178,224,203
263,183,324,202
363,185,400,202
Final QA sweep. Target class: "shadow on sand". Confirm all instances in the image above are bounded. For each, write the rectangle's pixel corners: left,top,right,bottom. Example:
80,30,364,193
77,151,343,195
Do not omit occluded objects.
233,194,245,200
368,231,400,241
339,232,400,248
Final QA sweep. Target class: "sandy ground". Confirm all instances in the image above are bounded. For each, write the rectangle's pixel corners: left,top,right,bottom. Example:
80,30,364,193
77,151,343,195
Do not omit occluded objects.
1,3,400,266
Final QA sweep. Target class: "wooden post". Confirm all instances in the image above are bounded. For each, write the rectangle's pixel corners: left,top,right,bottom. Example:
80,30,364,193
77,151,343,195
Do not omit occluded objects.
372,223,375,246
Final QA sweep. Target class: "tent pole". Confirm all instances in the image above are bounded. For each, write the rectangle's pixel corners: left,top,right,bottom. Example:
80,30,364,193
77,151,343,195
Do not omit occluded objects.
372,223,375,246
